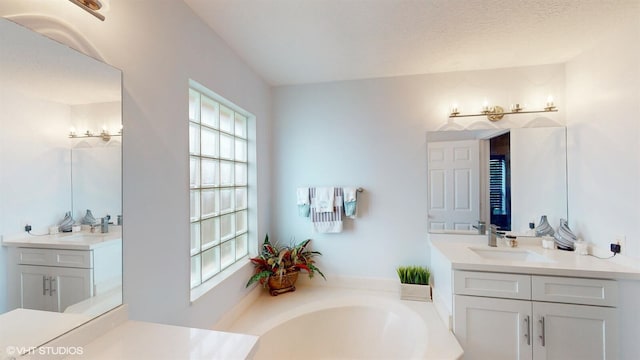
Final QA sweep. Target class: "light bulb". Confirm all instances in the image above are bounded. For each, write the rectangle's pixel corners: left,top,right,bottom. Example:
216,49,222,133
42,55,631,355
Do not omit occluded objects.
482,99,490,112
450,103,459,115
546,95,554,106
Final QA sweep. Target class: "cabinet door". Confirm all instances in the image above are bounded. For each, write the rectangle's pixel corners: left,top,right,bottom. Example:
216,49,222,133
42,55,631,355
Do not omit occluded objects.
533,302,617,360
454,295,533,360
52,267,93,312
19,265,52,311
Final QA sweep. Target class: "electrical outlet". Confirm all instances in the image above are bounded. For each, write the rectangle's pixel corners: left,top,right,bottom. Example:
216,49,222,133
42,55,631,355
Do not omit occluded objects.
615,235,626,254
610,243,621,254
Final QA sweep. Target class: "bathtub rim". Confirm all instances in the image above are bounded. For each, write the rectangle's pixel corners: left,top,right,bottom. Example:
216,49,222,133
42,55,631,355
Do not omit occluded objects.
255,298,430,359
214,276,464,360
249,292,429,334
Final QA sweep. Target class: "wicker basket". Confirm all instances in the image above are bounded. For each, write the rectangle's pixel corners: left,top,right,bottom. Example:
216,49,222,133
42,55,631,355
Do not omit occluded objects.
267,270,299,296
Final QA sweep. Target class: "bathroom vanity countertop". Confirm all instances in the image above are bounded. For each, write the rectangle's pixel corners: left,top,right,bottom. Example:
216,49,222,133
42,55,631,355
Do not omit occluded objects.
65,320,258,360
2,229,121,250
0,308,92,360
430,238,640,280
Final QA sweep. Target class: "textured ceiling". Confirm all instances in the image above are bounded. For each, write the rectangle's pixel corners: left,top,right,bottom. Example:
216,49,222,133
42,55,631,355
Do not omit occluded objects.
183,0,639,86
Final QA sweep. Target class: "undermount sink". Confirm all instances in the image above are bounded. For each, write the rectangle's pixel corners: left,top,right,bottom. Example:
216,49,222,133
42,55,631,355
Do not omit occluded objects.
470,247,554,263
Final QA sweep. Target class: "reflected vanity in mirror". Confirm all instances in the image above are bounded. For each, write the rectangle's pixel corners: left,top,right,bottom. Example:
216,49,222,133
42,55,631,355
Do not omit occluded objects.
427,126,567,235
0,17,122,354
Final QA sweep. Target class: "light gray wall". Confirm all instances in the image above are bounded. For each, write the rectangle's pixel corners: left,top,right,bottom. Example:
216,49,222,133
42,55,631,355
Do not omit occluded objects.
566,21,640,359
0,0,272,328
566,21,640,259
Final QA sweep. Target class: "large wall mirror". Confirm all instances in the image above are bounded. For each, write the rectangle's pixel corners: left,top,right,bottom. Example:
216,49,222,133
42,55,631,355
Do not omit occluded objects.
0,17,122,351
427,126,568,235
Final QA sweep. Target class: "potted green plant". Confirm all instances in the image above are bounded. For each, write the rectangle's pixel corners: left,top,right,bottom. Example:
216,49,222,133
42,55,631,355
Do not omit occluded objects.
397,265,431,301
246,234,326,296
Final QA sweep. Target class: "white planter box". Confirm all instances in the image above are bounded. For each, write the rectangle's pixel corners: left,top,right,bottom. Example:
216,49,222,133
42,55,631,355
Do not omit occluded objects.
400,283,432,302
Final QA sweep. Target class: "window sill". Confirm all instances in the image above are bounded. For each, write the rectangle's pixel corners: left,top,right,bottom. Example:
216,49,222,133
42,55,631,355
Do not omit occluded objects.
190,257,251,303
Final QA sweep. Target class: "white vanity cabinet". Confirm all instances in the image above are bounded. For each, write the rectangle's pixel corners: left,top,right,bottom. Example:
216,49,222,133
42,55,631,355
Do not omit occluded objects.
5,234,122,314
17,247,94,312
453,270,617,360
19,264,92,312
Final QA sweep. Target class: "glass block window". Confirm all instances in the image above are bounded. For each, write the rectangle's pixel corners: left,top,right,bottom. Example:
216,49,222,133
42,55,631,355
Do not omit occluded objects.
189,86,249,289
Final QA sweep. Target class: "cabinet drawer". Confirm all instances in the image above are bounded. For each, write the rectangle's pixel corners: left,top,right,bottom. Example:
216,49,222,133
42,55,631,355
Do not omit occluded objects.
18,248,93,268
532,276,617,307
454,270,531,300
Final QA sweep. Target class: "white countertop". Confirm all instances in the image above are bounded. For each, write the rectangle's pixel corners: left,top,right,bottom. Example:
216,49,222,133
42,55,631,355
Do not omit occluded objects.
430,238,640,280
65,320,258,360
0,309,92,360
2,227,121,250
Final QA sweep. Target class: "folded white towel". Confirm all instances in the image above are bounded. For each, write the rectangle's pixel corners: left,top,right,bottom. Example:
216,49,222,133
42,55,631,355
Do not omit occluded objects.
343,187,356,202
342,187,358,218
297,187,310,205
313,187,335,213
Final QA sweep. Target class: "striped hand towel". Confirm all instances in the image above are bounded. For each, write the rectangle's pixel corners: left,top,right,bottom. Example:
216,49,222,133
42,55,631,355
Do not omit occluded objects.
310,187,343,233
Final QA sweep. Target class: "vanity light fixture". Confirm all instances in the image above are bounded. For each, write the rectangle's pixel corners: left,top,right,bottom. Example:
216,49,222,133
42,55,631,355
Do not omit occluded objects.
68,0,106,21
69,127,122,142
449,97,558,122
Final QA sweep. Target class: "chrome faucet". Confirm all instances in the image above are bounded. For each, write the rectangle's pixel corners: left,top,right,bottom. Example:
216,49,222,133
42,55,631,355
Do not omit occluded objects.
473,221,486,235
488,224,504,247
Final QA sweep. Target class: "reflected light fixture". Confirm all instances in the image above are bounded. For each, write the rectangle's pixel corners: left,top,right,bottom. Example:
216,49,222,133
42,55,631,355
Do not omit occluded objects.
68,0,106,21
69,127,122,142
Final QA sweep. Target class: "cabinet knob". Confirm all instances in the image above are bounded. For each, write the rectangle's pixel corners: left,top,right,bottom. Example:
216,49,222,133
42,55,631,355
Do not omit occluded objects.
539,317,546,346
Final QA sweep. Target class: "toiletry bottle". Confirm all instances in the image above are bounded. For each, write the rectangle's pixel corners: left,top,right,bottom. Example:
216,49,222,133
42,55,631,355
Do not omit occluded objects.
101,217,109,233
527,222,535,236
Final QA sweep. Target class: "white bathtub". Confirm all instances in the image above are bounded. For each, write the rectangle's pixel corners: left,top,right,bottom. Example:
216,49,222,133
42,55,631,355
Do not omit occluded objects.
219,283,463,359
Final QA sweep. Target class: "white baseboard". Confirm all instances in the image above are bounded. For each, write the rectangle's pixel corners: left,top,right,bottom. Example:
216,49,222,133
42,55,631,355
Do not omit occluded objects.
432,289,453,330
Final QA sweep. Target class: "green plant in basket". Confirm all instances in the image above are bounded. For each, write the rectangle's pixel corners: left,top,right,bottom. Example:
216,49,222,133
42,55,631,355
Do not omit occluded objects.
396,265,430,285
246,234,326,288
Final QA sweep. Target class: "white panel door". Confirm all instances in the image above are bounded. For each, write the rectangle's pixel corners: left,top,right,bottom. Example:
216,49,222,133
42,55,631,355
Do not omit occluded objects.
533,302,617,360
454,295,533,360
428,140,479,231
